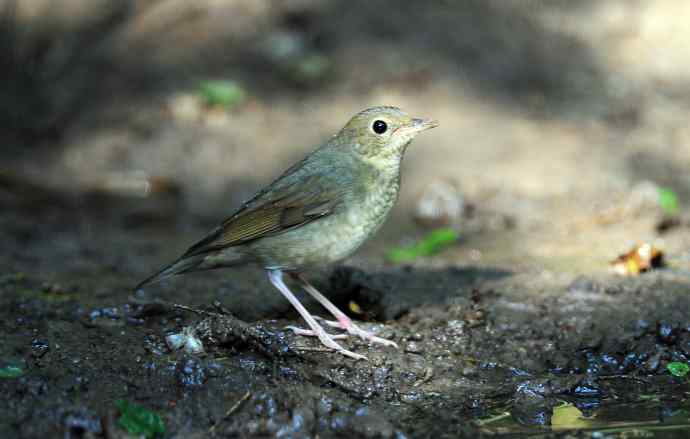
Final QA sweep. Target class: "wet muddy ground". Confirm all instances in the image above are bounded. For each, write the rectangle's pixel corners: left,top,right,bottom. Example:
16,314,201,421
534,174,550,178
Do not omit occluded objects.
1,188,689,439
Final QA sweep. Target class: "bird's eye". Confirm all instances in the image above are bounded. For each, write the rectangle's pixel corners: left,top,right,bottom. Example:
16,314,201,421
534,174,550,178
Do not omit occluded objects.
372,120,388,135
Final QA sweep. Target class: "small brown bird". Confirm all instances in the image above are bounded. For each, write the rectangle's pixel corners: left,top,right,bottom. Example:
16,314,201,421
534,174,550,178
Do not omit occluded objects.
136,106,438,360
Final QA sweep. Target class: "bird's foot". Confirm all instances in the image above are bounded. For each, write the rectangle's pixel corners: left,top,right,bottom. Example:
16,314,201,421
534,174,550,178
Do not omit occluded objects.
286,324,366,361
286,273,398,349
285,325,348,340
269,269,366,360
313,316,399,348
347,322,399,348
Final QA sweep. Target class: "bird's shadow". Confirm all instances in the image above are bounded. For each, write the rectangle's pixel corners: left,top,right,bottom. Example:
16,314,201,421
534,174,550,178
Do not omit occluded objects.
317,265,513,322
151,263,511,323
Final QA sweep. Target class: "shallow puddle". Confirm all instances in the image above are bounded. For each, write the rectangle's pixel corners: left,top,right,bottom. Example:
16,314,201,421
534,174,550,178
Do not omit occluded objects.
476,399,690,437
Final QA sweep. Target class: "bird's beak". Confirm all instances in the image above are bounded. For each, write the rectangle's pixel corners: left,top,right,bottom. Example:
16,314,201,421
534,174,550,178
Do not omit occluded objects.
409,117,439,132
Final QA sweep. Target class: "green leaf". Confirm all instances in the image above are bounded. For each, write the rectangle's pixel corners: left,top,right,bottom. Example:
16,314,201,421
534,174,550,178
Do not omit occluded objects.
198,80,245,109
0,365,23,379
658,187,679,215
115,399,165,438
667,361,689,377
387,228,459,263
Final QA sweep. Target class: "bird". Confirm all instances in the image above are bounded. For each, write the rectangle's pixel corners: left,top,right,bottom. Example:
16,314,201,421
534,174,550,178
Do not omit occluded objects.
136,106,438,360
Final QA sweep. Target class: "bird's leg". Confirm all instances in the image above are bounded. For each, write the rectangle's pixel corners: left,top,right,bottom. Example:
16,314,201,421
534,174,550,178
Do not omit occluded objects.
267,269,365,360
290,272,398,349
285,325,348,340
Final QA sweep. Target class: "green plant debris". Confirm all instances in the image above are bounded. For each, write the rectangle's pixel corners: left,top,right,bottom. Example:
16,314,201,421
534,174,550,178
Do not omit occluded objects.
198,80,245,109
387,228,459,263
667,361,689,377
115,399,165,438
291,55,331,83
0,365,24,379
658,187,679,215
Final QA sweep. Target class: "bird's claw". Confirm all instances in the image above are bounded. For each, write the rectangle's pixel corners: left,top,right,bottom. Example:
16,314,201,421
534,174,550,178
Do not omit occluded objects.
286,325,366,360
286,325,349,340
347,324,399,348
312,316,399,348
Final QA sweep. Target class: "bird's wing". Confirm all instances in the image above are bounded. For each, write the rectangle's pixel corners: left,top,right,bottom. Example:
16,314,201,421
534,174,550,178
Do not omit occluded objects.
182,173,346,257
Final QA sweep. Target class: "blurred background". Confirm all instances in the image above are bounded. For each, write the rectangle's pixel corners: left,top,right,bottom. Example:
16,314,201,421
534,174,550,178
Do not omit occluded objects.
2,0,690,279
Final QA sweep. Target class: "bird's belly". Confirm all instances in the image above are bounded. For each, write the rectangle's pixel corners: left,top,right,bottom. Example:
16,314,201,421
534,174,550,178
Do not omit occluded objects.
248,187,396,269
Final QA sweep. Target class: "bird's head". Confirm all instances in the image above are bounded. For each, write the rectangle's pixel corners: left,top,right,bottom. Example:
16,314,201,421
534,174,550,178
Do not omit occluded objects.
334,106,438,165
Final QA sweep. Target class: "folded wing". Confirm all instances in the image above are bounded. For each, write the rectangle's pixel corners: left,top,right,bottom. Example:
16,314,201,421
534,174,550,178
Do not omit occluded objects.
183,174,344,257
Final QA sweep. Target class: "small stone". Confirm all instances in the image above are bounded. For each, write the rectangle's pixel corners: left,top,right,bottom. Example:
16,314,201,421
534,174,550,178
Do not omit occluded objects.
176,357,206,388
657,322,675,344
407,332,423,341
316,396,333,416
165,333,186,351
414,180,464,228
168,93,202,123
404,342,423,354
165,327,204,354
30,339,49,358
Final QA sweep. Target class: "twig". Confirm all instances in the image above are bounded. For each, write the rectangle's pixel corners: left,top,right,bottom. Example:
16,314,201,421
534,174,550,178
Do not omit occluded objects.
474,411,512,427
596,374,650,384
212,300,232,315
209,391,251,435
173,303,218,317
292,346,335,354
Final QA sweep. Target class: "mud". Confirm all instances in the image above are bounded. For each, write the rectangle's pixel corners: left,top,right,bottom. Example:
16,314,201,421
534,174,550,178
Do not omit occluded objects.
1,196,689,438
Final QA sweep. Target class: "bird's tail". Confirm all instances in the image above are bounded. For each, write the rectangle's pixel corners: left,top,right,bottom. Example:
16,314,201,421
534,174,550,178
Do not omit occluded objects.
134,247,248,291
134,254,206,291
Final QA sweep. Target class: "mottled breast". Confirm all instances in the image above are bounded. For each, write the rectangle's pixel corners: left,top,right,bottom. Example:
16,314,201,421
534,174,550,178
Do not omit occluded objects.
248,163,401,270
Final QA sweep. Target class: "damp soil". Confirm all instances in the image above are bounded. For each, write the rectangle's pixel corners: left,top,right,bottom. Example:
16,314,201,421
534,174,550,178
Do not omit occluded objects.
1,193,689,439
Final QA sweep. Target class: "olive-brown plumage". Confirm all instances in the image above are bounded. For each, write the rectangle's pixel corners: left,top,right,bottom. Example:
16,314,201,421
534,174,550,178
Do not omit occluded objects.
137,106,438,360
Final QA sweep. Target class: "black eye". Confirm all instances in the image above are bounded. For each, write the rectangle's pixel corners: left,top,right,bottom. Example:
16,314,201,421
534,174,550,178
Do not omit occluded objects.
372,120,388,134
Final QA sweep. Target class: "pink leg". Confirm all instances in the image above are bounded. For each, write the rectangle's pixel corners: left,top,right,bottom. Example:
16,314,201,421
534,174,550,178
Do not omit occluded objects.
291,273,398,349
267,269,365,360
285,325,348,340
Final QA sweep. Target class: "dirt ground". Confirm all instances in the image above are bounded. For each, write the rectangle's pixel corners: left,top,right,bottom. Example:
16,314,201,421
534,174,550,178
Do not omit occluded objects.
2,1,690,438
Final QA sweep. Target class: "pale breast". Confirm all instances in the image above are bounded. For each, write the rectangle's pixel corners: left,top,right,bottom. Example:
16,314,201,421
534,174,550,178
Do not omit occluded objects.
249,173,400,270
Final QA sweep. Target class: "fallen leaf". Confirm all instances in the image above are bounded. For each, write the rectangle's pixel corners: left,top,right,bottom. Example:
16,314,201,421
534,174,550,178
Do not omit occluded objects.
667,362,689,378
0,365,23,379
610,243,664,276
115,399,165,438
551,404,593,430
